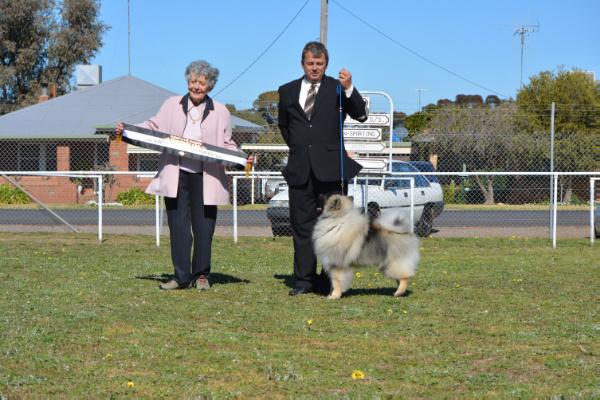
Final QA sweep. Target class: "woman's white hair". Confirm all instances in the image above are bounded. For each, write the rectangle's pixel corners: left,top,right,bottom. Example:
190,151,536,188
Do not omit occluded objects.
185,60,219,91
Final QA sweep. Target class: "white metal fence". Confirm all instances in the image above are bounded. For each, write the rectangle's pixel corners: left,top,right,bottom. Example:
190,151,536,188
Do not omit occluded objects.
0,170,597,248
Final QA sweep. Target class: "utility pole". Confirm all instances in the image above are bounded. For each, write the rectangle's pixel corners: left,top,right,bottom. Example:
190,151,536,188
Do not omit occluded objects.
514,24,539,89
127,0,131,75
320,0,328,46
415,88,428,111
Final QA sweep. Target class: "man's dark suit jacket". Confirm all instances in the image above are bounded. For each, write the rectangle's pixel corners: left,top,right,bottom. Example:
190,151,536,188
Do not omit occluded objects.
277,75,368,185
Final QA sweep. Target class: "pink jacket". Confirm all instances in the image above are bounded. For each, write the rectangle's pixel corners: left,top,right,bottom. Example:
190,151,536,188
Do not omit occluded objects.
142,95,238,204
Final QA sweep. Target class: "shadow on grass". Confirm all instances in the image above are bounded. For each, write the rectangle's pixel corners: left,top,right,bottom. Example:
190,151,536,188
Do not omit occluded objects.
346,288,413,298
273,273,295,289
135,272,250,286
273,272,413,298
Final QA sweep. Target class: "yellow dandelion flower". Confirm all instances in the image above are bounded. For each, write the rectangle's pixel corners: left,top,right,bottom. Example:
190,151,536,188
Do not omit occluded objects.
105,353,112,361
127,381,135,388
455,283,461,288
307,319,313,325
351,370,365,380
386,309,393,315
355,272,362,278
373,272,380,277
402,309,408,314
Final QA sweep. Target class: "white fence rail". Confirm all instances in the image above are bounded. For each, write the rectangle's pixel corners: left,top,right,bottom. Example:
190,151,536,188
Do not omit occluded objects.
0,170,598,247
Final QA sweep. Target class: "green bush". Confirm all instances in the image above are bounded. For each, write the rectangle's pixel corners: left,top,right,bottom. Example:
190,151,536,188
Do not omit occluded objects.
116,187,154,205
0,184,31,204
443,180,459,204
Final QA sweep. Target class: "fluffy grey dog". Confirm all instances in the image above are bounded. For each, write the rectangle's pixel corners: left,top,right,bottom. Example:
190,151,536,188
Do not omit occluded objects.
312,194,419,299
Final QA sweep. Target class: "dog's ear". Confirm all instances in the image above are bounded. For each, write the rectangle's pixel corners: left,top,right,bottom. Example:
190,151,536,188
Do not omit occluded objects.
330,196,341,210
347,195,354,202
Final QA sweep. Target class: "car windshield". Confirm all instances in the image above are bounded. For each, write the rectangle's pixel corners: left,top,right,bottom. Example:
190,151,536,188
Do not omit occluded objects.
385,162,431,189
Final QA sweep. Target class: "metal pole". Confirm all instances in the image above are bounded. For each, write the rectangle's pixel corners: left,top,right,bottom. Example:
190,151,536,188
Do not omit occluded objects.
128,0,131,76
233,177,238,243
97,176,103,242
549,102,555,239
320,0,328,46
552,173,558,248
590,178,595,245
155,195,160,247
520,32,524,88
409,177,414,233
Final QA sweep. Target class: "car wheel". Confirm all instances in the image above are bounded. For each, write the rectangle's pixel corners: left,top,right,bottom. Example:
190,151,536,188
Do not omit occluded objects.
415,204,433,237
271,225,292,237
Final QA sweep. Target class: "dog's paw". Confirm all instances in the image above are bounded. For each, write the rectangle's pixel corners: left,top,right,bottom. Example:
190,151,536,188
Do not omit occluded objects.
327,292,342,300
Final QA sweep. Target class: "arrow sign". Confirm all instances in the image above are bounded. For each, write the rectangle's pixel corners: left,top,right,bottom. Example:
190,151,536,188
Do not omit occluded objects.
345,112,390,126
345,142,386,152
343,128,382,141
355,158,387,171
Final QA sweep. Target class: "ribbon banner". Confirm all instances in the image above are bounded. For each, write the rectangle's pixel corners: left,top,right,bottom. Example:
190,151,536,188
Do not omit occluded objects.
121,123,247,167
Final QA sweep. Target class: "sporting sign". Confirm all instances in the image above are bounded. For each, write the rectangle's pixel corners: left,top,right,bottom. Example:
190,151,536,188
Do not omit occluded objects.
343,128,382,141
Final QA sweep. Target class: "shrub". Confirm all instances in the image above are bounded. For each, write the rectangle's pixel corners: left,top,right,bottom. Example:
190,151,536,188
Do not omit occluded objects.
443,180,459,204
0,184,31,204
116,188,154,205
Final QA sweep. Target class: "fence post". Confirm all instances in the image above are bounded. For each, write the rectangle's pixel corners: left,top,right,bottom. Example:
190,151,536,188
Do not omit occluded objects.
233,176,238,243
591,178,596,245
97,175,103,243
549,102,555,240
409,177,415,233
155,195,160,247
552,173,558,249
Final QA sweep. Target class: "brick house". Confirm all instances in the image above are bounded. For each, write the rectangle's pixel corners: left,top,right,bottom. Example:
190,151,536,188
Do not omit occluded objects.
0,75,262,204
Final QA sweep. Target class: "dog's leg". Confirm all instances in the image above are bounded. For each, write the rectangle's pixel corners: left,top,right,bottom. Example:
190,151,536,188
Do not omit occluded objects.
394,278,410,297
327,267,353,299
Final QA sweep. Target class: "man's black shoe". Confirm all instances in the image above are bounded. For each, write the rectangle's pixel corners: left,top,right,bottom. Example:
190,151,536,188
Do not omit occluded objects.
289,287,311,296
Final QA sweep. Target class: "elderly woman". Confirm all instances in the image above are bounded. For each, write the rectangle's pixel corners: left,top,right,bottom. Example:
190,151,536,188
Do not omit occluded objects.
115,60,239,291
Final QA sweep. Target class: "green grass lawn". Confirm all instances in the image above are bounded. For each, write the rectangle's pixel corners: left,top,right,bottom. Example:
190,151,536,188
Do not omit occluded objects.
0,233,598,398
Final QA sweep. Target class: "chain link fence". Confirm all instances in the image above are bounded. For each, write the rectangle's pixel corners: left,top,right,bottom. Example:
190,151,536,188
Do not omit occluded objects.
0,111,598,243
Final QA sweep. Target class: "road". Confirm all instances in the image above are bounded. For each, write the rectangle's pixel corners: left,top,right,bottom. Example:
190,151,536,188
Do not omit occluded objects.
0,208,591,227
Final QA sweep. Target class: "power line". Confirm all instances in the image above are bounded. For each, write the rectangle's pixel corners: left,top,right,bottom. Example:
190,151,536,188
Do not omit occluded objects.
331,0,506,97
213,0,311,97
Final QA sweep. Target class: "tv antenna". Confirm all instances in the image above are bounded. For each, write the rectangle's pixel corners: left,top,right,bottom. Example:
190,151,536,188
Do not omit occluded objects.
415,88,429,111
514,24,539,89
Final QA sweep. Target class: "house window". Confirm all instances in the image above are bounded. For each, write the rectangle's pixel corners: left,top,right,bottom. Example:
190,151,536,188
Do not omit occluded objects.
19,143,40,170
16,142,57,171
128,153,159,171
70,141,109,170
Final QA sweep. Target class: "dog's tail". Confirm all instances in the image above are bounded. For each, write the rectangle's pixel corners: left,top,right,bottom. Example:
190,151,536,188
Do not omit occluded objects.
372,208,412,234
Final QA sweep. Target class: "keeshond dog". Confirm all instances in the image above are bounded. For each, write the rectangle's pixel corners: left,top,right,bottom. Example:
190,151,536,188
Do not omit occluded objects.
312,194,419,299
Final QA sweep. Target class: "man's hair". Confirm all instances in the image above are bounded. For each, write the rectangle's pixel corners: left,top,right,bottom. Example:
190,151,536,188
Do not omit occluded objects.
301,41,329,66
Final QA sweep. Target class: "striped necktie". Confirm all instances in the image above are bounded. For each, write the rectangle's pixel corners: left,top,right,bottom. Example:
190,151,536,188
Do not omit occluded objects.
304,83,317,120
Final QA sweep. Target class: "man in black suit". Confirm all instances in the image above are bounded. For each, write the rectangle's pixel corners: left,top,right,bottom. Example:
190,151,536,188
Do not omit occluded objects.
277,41,368,296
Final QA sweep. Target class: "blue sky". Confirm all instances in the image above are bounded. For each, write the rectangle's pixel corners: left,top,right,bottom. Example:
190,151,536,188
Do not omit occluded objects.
92,0,599,115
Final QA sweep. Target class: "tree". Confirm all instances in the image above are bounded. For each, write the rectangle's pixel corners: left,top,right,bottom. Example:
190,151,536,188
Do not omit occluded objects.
404,104,439,138
516,68,600,201
252,90,279,111
423,103,519,204
0,0,107,114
